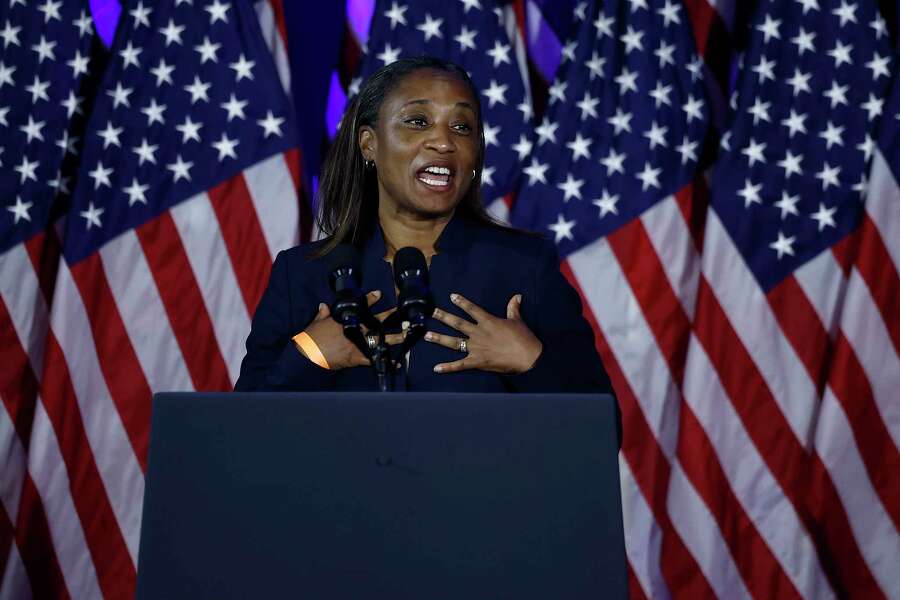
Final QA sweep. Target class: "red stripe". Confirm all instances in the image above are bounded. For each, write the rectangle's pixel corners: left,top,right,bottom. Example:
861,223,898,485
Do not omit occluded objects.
69,255,152,469
284,147,302,193
207,175,273,315
12,475,72,599
267,0,288,50
831,229,858,277
135,213,232,391
852,214,900,353
283,148,313,243
25,231,62,310
628,565,649,600
682,0,733,91
40,334,136,599
0,296,39,446
673,179,707,253
693,276,873,596
561,261,716,599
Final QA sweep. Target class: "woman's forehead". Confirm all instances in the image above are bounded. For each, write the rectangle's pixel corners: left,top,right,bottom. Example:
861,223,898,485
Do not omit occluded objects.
385,69,477,109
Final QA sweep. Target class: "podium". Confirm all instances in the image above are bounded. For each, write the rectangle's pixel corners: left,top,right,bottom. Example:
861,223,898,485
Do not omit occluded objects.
136,392,626,599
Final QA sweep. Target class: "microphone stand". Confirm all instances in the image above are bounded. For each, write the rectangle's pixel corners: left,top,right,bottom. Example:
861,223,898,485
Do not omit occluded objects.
335,310,394,392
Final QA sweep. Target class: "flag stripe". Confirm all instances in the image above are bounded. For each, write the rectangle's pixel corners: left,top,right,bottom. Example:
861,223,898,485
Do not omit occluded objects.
865,150,900,271
619,457,669,600
135,213,233,391
851,215,900,354
0,298,39,449
0,514,32,600
243,153,300,262
792,250,845,339
255,0,291,94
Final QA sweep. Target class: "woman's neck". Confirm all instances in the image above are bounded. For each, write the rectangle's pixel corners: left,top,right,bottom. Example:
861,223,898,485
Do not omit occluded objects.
378,205,453,261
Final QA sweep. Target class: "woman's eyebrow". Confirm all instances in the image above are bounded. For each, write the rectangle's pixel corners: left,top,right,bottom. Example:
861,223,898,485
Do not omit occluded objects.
400,99,476,112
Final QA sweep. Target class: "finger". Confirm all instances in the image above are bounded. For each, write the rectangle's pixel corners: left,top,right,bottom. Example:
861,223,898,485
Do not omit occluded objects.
506,294,523,320
450,293,489,321
423,331,466,351
366,290,382,307
432,307,475,334
385,333,406,346
374,307,396,321
315,302,330,321
433,358,472,373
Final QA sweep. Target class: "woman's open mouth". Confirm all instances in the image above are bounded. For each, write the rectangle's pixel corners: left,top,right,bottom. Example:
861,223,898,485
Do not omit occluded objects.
416,165,454,190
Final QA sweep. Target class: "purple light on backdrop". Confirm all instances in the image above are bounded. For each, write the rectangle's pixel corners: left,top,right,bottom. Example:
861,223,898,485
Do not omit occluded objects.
326,70,347,139
525,1,561,83
325,0,372,139
347,0,374,45
89,0,121,47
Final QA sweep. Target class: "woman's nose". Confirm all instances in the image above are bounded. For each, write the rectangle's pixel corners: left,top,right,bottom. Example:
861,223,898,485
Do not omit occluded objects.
424,128,455,153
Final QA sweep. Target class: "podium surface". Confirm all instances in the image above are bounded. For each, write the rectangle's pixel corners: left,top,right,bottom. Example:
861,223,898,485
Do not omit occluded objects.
137,392,626,599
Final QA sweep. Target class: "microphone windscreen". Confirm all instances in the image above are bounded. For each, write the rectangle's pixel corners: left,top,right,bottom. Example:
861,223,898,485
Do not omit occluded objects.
326,244,361,292
393,247,428,287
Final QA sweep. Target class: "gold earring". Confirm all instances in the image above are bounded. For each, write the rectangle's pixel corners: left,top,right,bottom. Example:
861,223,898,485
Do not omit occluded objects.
472,169,477,180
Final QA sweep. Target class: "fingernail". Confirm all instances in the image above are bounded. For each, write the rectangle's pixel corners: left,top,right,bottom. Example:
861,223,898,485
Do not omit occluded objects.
319,303,326,310
516,294,523,303
450,293,459,303
425,332,434,341
433,365,443,373
372,290,381,298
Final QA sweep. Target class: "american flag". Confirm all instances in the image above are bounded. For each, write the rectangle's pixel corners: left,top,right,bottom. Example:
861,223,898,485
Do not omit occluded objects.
0,0,302,597
351,0,533,222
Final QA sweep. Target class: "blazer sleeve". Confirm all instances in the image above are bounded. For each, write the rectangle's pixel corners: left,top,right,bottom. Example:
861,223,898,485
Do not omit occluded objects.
234,250,336,391
504,239,614,394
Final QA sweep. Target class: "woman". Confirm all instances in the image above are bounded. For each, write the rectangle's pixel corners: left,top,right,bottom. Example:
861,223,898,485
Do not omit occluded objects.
235,57,612,393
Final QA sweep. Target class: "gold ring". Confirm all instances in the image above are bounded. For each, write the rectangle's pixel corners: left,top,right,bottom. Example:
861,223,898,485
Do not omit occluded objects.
366,334,378,349
459,339,467,353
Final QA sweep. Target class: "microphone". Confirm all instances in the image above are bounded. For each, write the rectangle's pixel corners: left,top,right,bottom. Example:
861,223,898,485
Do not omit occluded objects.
388,247,435,358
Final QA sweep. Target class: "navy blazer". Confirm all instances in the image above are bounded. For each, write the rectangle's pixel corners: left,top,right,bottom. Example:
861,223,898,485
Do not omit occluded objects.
234,214,613,393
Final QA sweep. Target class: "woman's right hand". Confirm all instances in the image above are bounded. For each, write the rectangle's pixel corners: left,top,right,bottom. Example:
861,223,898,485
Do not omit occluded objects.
299,290,401,370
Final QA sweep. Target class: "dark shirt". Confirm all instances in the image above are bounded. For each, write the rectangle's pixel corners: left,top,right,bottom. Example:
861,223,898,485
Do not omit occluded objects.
234,213,613,393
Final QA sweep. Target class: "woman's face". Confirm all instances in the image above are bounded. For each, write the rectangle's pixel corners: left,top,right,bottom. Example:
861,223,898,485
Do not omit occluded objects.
359,69,481,219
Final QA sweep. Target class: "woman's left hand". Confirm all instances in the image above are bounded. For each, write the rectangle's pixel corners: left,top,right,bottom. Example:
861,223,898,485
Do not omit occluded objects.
425,293,542,375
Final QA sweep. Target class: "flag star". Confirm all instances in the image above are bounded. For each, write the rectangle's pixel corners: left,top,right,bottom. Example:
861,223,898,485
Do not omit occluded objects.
774,192,800,218
141,99,166,125
133,138,158,165
791,28,816,55
654,41,676,68
657,0,681,25
832,0,857,26
786,68,811,96
31,36,56,63
769,231,795,259
796,0,819,13
66,50,90,76
416,13,443,41
384,1,408,28
511,134,533,161
483,122,500,146
0,105,9,125
79,202,105,229
159,18,184,46
73,9,93,36
119,41,142,69
167,155,193,182
548,214,576,243
184,76,211,103
751,56,776,83
516,100,533,122
721,131,732,151
226,54,256,83
649,81,672,107
0,61,14,88
737,179,762,207
811,203,837,231
0,21,21,48
62,91,83,117
480,165,495,187
827,40,853,67
97,121,123,149
608,108,633,135
151,59,175,86
615,68,639,94
819,121,844,149
88,161,113,189
594,13,614,38
25,76,50,103
620,26,644,53
176,116,203,143
600,148,627,175
857,135,874,161
741,138,767,166
19,116,46,143
376,43,400,65
574,1,588,19
865,54,890,80
781,110,807,138
815,162,841,190
682,94,704,123
548,80,568,104
106,83,133,108
459,0,482,12
129,1,151,27
9,0,24,7
756,15,781,42
14,156,39,184
560,40,577,63
535,117,558,145
221,94,248,121
636,162,662,191
486,40,511,68
258,111,284,137
747,98,771,124
823,81,848,108
593,191,620,218
870,15,887,39
630,0,649,11
566,133,592,161
643,121,668,149
37,0,62,22
212,133,239,161
557,173,585,202
454,25,477,51
123,178,149,206
675,135,698,164
576,92,599,120
7,197,33,224
206,0,230,24
585,51,605,79
483,79,508,107
861,93,883,120
523,157,549,185
195,36,221,63
348,76,362,97
777,150,804,179
56,130,78,155
852,175,868,197
686,55,703,81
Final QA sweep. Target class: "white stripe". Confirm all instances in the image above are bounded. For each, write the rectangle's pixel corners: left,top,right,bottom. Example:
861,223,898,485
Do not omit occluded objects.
640,194,700,317
837,269,900,447
0,400,26,524
702,0,735,29
683,336,835,600
27,399,101,599
502,4,532,103
0,244,48,373
793,249,847,337
486,197,510,224
256,0,291,95
816,387,900,597
666,461,752,600
619,455,670,600
243,154,300,259
0,534,31,600
702,211,817,446
99,231,195,394
865,149,900,270
170,193,252,385
50,262,144,564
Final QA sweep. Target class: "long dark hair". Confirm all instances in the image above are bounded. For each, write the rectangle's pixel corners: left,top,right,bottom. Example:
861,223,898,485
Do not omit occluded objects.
315,56,504,256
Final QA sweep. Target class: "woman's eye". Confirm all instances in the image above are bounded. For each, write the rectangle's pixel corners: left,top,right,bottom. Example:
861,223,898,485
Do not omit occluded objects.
452,122,472,133
405,117,428,127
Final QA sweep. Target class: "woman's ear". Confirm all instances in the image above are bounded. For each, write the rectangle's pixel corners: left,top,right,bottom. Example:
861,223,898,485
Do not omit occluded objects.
358,126,376,162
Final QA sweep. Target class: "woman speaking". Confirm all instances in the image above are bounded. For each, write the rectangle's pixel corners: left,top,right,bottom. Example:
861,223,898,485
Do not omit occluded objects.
235,57,612,393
